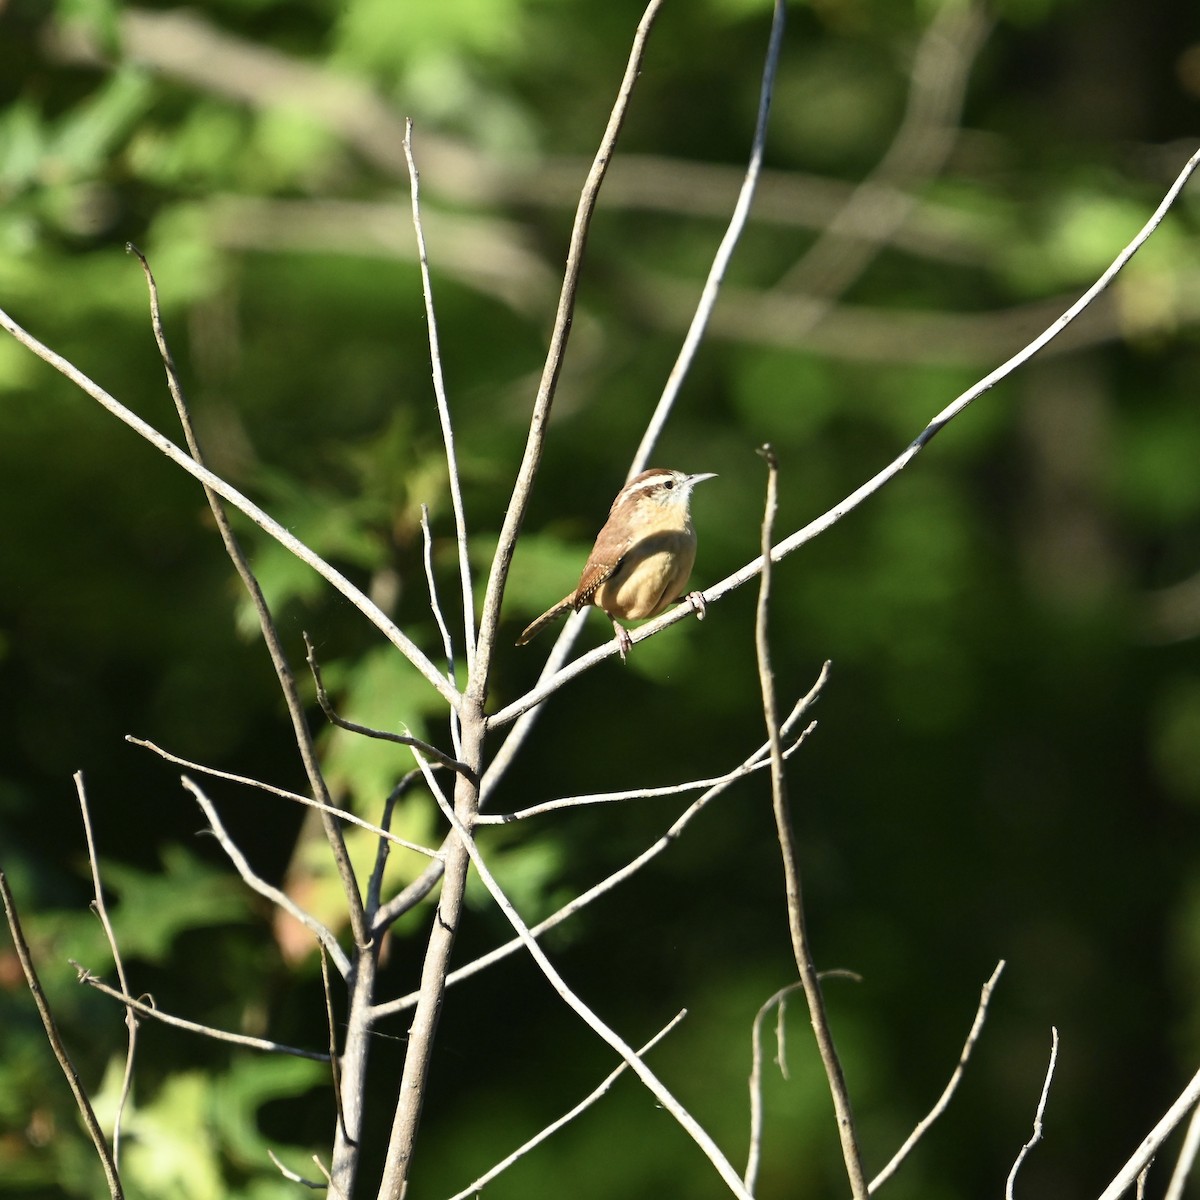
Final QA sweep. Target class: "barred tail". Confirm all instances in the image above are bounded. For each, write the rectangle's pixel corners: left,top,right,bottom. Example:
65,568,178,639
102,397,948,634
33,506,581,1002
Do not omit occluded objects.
516,595,576,646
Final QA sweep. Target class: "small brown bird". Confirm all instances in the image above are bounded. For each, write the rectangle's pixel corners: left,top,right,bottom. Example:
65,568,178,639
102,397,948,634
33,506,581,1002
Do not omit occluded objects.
517,467,717,659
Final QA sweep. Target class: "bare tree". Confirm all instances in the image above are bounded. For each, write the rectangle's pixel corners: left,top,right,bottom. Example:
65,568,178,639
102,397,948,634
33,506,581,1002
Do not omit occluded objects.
3,4,1200,1199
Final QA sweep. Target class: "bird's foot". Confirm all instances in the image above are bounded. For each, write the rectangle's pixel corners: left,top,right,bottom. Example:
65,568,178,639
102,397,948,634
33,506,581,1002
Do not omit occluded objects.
687,590,708,621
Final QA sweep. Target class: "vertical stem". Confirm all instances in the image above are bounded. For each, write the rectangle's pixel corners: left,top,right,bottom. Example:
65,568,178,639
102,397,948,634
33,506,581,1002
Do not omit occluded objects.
377,702,485,1200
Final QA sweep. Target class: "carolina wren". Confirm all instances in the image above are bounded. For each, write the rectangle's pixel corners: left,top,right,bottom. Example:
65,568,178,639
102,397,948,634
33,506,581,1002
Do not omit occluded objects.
517,468,717,659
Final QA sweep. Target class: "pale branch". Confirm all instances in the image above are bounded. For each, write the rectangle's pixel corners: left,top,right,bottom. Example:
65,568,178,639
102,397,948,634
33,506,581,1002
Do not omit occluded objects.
476,721,814,824
0,871,125,1200
405,124,477,674
419,505,462,736
183,778,351,976
774,1,990,306
745,983,804,1192
365,774,424,916
474,0,666,678
409,752,756,1200
268,1149,325,1190
868,960,1006,1192
375,690,826,1019
72,967,331,1061
754,446,866,1198
303,633,474,780
1097,1065,1200,1200
75,773,137,1168
127,736,442,859
0,302,458,711
1006,1027,1058,1200
631,0,786,474
375,710,485,1200
444,1011,687,1200
128,245,370,949
371,853,447,932
1164,1099,1200,1200
488,144,1200,728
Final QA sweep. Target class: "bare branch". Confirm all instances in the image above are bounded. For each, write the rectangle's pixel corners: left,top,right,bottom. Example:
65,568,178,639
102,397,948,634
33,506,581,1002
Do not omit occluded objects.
478,720,814,824
304,633,476,780
373,679,827,1019
745,983,804,1192
489,144,1200,727
474,0,666,678
73,967,330,1061
405,124,477,672
128,736,442,859
1097,1065,1200,1200
1164,1099,1200,1200
446,1011,687,1200
268,1148,325,1189
1006,1027,1058,1200
631,0,786,473
0,300,459,712
419,506,464,762
0,871,124,1199
410,753,755,1200
377,674,827,1018
75,774,138,1167
183,777,350,976
754,446,866,1197
869,960,1006,1192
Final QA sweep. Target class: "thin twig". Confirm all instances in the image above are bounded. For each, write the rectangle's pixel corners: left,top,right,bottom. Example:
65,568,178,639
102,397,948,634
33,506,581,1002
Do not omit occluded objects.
268,1148,324,1189
410,752,756,1200
1006,1027,1058,1200
74,774,138,1167
753,445,866,1197
745,983,804,1192
183,777,351,976
319,945,351,1145
0,300,458,712
365,773,423,915
446,1011,687,1200
1097,1065,1200,1200
0,871,124,1200
869,960,1006,1191
477,721,815,824
128,736,443,858
73,967,330,1060
488,144,1200,728
372,675,828,1019
304,632,474,779
419,504,464,762
474,0,666,679
632,0,786,473
405,124,476,673
128,245,369,951
1164,1097,1200,1200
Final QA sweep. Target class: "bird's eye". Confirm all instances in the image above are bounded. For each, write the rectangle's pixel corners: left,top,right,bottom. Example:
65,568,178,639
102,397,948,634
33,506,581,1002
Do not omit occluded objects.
663,479,675,490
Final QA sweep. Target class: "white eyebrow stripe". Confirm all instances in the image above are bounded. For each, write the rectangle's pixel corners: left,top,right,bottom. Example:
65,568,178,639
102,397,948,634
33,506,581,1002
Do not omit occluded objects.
614,475,669,506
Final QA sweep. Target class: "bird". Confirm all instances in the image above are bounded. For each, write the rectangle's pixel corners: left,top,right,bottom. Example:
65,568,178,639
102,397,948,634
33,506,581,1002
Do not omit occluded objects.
517,467,717,659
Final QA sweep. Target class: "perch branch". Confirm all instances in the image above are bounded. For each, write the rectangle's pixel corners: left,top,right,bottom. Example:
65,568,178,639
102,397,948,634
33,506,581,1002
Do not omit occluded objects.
489,144,1200,727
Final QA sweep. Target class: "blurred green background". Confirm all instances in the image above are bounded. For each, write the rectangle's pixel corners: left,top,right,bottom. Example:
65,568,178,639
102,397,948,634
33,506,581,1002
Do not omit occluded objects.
2,0,1200,1197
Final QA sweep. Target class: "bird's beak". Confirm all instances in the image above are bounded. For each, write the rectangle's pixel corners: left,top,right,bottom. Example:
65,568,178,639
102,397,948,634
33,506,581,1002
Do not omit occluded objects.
688,472,718,486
